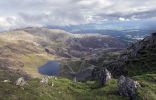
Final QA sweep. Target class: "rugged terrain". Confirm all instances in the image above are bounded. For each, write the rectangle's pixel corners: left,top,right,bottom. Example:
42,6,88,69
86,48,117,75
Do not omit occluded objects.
92,32,156,99
0,28,155,100
0,27,125,78
100,32,156,77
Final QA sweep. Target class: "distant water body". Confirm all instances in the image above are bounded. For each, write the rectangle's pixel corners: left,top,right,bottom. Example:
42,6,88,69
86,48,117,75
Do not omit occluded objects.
38,61,60,76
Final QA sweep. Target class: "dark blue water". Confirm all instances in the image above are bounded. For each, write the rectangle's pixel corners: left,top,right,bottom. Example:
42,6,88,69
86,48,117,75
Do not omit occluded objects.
38,61,60,76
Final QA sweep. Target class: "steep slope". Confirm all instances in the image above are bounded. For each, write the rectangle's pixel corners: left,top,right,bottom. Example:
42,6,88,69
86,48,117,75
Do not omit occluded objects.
92,32,156,100
108,32,156,76
123,36,156,76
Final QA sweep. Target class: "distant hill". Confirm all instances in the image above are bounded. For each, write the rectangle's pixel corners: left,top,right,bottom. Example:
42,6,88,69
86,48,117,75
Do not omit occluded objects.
0,27,125,78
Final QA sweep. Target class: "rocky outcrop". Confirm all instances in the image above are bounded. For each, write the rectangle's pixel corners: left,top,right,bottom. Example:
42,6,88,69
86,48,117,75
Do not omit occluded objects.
40,77,49,84
40,76,58,84
98,60,126,78
105,69,111,80
118,76,140,98
98,68,111,86
16,77,26,86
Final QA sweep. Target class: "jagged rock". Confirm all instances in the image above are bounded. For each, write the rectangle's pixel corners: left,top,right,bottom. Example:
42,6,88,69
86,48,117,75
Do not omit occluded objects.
16,77,26,86
118,76,140,98
40,76,48,84
98,68,111,86
103,61,125,77
105,69,111,81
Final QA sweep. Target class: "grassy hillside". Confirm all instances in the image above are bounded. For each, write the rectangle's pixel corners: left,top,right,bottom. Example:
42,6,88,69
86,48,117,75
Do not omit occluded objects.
0,69,155,100
0,74,129,100
124,46,156,76
133,74,156,100
90,33,156,100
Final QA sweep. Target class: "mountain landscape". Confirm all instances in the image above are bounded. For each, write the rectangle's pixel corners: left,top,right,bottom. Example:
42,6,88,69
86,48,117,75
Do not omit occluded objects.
0,0,156,100
0,27,125,77
0,27,155,100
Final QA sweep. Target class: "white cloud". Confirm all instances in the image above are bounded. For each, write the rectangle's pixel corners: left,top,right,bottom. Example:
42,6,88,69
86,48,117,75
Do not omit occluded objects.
119,17,130,21
119,17,126,21
0,0,156,30
0,16,19,30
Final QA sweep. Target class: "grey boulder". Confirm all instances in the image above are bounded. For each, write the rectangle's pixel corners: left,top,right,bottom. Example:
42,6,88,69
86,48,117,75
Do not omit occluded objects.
99,68,111,86
16,77,26,86
118,75,140,98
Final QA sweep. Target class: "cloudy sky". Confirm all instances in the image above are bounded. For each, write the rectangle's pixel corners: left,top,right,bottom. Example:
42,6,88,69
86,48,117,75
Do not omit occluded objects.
0,0,156,30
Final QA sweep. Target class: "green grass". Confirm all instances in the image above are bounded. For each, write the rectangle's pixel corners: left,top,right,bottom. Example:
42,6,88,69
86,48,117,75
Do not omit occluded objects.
124,47,156,76
19,53,54,78
0,62,155,100
0,74,129,100
133,74,156,100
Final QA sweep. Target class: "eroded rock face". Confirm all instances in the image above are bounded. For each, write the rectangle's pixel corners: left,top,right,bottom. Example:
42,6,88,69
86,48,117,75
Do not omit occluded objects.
105,68,111,81
16,77,26,86
118,76,140,98
98,68,111,86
